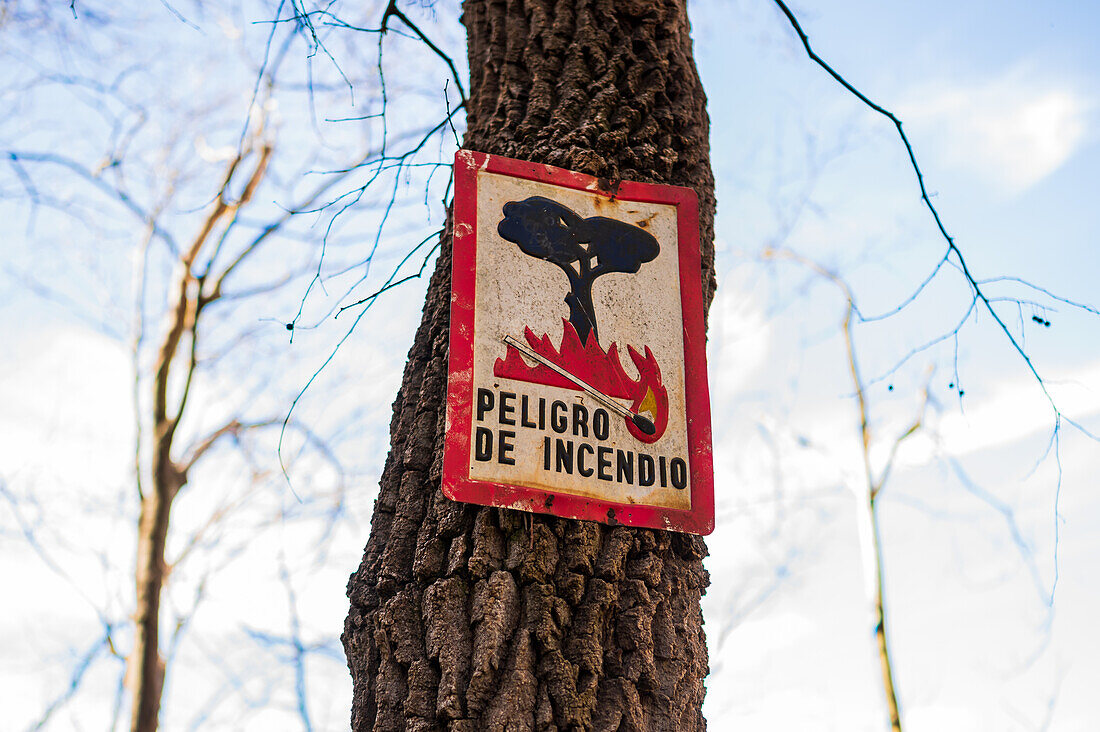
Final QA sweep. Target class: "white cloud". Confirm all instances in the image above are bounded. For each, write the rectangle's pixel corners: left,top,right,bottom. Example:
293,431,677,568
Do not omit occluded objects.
721,610,816,664
0,325,133,485
897,359,1100,465
900,66,1092,193
905,704,985,732
706,280,773,402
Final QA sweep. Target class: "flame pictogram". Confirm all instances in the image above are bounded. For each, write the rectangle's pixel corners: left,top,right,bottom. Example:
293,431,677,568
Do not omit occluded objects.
494,320,669,443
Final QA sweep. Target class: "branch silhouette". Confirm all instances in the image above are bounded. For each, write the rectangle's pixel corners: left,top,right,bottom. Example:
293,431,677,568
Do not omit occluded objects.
770,0,1098,444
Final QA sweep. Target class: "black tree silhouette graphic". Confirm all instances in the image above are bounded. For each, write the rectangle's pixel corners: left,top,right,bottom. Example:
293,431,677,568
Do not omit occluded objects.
497,196,660,345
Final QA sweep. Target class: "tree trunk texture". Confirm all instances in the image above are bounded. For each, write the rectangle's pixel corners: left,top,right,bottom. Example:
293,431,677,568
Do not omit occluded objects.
344,1,716,730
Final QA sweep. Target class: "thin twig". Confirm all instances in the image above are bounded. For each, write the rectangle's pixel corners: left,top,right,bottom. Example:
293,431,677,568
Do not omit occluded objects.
277,233,443,488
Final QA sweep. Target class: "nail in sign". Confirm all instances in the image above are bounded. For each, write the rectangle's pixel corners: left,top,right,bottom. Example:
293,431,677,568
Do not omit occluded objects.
443,150,713,535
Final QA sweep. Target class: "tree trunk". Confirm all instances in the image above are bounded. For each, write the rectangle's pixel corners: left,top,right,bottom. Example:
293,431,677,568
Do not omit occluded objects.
130,489,170,732
343,1,716,729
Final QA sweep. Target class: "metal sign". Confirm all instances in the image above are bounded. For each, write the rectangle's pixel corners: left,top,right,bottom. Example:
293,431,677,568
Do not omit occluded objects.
443,150,713,535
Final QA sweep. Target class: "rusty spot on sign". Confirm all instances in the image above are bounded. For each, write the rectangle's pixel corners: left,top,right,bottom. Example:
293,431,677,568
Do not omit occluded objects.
596,177,622,198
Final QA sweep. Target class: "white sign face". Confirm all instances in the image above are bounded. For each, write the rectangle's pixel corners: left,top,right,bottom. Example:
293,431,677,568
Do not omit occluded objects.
444,151,714,535
470,171,690,508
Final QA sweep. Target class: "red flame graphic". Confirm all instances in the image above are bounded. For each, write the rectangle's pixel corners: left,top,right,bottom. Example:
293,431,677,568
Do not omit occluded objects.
494,320,668,443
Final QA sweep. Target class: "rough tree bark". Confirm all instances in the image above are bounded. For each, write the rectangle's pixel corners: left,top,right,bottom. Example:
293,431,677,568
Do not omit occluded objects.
343,1,716,729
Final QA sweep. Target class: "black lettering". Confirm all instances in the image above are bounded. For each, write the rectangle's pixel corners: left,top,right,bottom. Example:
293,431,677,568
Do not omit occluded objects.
476,388,494,422
521,395,537,428
671,457,688,489
616,450,634,484
538,398,546,430
577,443,594,477
475,427,493,461
555,439,573,474
498,430,515,465
551,401,568,433
597,446,612,481
639,454,655,486
499,392,516,426
659,455,668,487
543,436,551,471
593,408,610,440
572,403,589,438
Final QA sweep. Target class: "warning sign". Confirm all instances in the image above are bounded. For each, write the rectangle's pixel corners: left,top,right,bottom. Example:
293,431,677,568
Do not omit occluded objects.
443,151,713,535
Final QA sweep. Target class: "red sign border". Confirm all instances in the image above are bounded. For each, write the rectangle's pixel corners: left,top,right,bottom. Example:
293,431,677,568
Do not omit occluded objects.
443,150,714,535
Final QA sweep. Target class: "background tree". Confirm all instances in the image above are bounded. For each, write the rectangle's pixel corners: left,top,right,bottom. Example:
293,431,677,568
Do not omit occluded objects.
342,1,717,729
0,1,461,729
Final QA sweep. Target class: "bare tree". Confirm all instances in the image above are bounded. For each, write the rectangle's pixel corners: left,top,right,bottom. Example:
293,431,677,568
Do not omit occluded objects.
1,2,462,729
761,248,933,730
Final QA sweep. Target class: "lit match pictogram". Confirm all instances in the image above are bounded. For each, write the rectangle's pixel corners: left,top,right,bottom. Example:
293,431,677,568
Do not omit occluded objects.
502,334,657,436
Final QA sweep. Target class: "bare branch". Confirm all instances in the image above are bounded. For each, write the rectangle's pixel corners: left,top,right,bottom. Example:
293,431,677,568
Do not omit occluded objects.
132,219,158,501
180,418,282,475
770,0,1096,437
314,2,468,106
976,275,1100,317
278,231,443,487
5,149,179,253
29,630,119,732
380,1,467,106
873,369,934,499
948,459,1055,606
278,552,314,732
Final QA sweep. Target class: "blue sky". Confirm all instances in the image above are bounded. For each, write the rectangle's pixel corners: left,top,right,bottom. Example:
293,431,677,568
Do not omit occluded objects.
1,1,1098,729
695,1,1099,729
